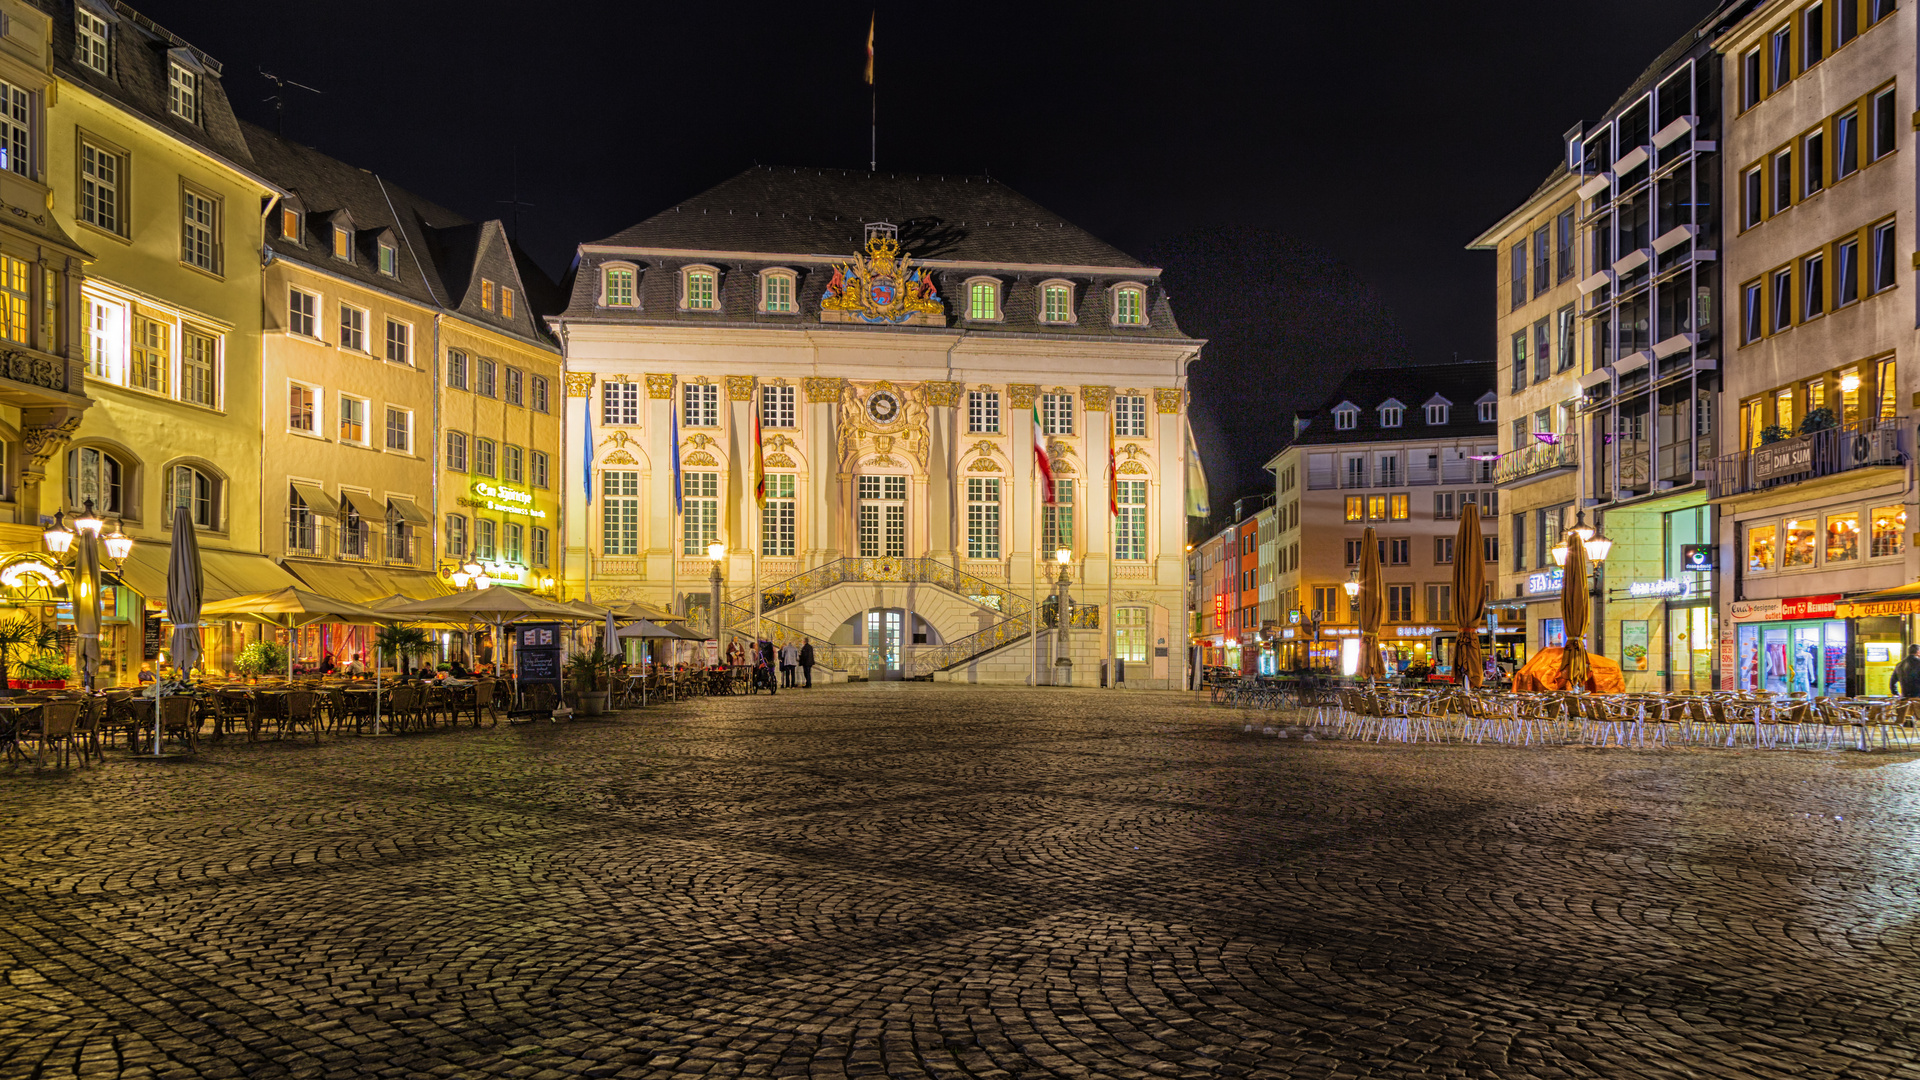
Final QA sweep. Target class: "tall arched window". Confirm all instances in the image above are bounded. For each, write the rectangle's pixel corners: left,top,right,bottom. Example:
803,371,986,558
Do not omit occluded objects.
171,464,216,529
67,446,124,514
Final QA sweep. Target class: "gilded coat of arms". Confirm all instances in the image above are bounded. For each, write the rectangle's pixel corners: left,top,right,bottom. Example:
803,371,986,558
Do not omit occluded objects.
821,223,945,326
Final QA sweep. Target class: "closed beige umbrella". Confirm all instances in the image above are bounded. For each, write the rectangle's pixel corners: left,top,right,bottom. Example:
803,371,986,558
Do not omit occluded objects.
74,531,101,691
1450,502,1487,689
1560,530,1592,689
1358,525,1385,681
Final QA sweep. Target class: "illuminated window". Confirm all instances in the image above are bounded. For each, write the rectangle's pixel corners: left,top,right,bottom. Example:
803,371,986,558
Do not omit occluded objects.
762,271,794,312
332,226,351,261
762,473,796,557
761,384,795,427
75,9,109,74
1041,393,1074,435
968,390,1001,433
684,268,716,310
1825,512,1859,562
378,242,397,276
1116,480,1147,560
131,315,167,394
289,384,317,433
1367,495,1387,520
1390,494,1409,520
181,329,216,407
603,266,635,307
681,472,718,555
1871,505,1906,557
338,395,367,445
1114,286,1144,325
171,465,214,528
1783,518,1816,567
1041,282,1071,323
167,62,198,123
1344,496,1362,522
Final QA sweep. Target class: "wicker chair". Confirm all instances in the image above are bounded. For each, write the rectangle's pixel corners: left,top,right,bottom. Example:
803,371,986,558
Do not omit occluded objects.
281,690,320,743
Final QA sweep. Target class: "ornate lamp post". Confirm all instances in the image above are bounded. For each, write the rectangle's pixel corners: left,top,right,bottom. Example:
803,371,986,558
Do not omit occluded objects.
42,499,133,691
1054,546,1072,685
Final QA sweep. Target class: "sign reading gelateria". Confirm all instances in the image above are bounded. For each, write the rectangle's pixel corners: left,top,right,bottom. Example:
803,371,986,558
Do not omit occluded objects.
472,482,549,519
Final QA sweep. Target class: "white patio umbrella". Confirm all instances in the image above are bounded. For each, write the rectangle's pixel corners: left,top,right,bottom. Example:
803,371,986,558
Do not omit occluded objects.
155,506,202,757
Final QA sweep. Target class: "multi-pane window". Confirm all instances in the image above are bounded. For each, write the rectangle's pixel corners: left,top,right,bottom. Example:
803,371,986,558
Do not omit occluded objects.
531,375,549,413
1041,393,1074,435
1042,479,1073,555
1435,537,1454,564
1509,243,1526,309
1426,583,1453,623
342,505,368,557
603,267,635,306
1532,318,1550,381
447,349,468,389
1115,607,1147,664
481,280,495,311
1042,283,1070,322
504,366,522,405
968,390,1001,433
763,272,793,312
1116,480,1147,560
1872,505,1906,557
445,430,467,471
1335,408,1357,431
289,384,316,432
683,382,719,426
1387,585,1413,622
339,395,367,444
182,329,215,407
684,269,716,309
532,526,549,567
1874,86,1898,160
501,288,514,319
378,242,397,276
181,187,218,273
384,407,410,452
68,446,122,513
1555,209,1575,282
502,445,523,482
1872,221,1897,292
289,288,317,338
0,82,26,181
761,384,795,427
1114,287,1143,325
131,315,167,393
167,63,197,123
173,466,213,528
0,255,25,345
1511,331,1527,391
474,438,495,476
762,473,796,557
602,381,640,425
530,450,549,488
1346,495,1364,522
1386,537,1410,565
477,357,497,397
503,522,524,564
964,477,1000,559
288,489,314,552
859,474,908,558
80,142,120,233
681,471,718,555
1426,403,1448,425
338,304,368,352
475,519,496,560
385,319,410,365
75,9,109,74
1531,225,1549,298
1114,394,1147,437
331,227,350,261
968,281,997,320
388,518,413,562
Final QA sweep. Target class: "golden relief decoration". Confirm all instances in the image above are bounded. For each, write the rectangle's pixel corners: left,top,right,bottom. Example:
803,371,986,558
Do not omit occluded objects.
1053,459,1076,475
564,372,594,397
765,452,796,468
970,440,1000,457
1118,461,1148,475
804,376,844,402
600,430,639,450
1081,386,1113,411
764,433,796,452
1119,442,1145,460
1047,439,1072,462
645,373,675,399
837,379,929,468
725,375,756,401
820,222,945,326
681,433,716,450
604,450,638,465
968,458,1001,472
1154,387,1183,413
1007,384,1038,408
684,450,719,467
867,453,901,467
923,380,963,407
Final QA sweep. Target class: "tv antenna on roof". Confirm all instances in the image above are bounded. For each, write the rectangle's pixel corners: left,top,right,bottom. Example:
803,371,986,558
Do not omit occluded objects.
259,69,321,135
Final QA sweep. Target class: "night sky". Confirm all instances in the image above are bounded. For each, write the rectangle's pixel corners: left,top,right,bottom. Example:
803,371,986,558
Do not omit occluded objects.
142,0,1718,518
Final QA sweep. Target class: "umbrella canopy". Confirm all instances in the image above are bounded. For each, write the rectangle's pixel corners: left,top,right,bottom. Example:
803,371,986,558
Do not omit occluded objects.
1515,647,1625,693
614,619,683,640
1449,502,1487,689
1357,525,1385,680
380,587,583,623
201,587,400,627
611,599,676,622
74,531,101,689
1560,532,1592,689
165,506,203,677
664,620,712,641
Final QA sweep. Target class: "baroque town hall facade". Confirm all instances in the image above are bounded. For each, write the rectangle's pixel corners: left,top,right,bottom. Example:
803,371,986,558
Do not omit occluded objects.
553,167,1200,683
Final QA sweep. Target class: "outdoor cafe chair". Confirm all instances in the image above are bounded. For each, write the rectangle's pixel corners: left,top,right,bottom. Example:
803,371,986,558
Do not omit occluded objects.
127,696,197,754
387,685,424,734
73,697,107,765
473,679,500,725
281,691,320,744
28,701,83,771
213,689,258,742
446,683,481,727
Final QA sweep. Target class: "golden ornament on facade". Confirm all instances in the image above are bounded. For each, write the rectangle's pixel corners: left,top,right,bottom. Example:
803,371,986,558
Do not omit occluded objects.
970,440,999,457
603,449,638,465
837,379,929,468
1119,442,1145,459
1154,387,1183,413
1081,385,1113,411
1047,439,1071,461
922,380,963,407
1007,384,1038,408
1118,461,1148,475
564,372,594,397
1053,459,1076,475
804,376,844,402
819,223,946,325
764,433,796,452
684,450,718,467
681,433,716,450
645,373,675,399
967,458,1001,472
765,452,796,468
599,430,638,449
725,374,756,401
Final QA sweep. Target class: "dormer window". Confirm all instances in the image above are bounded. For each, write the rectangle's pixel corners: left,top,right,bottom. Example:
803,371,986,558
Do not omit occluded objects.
75,9,109,75
1477,393,1498,422
501,287,514,318
1425,403,1449,425
1040,281,1074,324
279,206,300,241
1113,284,1146,326
331,226,351,261
481,279,495,311
761,269,796,312
377,240,397,276
967,278,1000,321
683,267,718,311
168,61,198,124
1378,401,1404,428
1333,403,1358,430
601,264,636,307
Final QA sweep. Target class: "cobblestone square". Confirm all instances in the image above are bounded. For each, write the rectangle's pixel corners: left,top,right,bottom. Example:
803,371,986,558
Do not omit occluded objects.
3,684,1918,1079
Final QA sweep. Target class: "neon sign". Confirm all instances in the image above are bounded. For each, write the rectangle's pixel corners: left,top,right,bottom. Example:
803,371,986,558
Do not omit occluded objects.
1628,579,1688,598
472,481,548,519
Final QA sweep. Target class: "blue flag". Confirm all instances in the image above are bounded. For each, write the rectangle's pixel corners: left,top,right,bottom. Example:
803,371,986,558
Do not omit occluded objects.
670,401,683,515
582,387,593,505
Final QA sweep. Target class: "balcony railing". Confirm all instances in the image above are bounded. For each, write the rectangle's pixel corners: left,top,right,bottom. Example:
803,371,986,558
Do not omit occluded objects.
1709,416,1907,499
1494,439,1578,485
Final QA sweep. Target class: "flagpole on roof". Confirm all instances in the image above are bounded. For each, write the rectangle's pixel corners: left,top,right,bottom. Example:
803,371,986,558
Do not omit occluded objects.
865,13,876,172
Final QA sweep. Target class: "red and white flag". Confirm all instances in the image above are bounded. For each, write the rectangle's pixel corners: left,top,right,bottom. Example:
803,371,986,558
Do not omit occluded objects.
1032,402,1055,502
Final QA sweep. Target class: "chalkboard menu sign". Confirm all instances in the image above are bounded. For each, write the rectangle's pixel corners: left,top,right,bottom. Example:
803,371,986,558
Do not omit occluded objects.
144,612,162,661
515,622,564,689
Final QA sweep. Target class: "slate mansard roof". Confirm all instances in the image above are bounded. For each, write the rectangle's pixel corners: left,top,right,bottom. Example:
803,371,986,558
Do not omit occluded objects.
240,120,558,352
1291,362,1498,448
563,166,1189,340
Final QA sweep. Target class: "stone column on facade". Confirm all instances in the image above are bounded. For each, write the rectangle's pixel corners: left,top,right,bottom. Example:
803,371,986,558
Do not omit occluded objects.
725,376,756,579
1154,388,1185,588
804,377,843,564
1081,385,1113,589
643,373,675,592
564,373,595,596
1008,384,1038,587
923,381,961,566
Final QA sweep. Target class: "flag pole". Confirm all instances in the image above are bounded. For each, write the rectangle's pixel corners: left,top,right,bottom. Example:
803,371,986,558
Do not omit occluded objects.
1107,418,1116,690
865,13,876,172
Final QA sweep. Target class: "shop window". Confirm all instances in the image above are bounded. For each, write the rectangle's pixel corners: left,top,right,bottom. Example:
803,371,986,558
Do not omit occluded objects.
1825,513,1860,562
1747,523,1776,571
1783,518,1816,567
1871,505,1906,557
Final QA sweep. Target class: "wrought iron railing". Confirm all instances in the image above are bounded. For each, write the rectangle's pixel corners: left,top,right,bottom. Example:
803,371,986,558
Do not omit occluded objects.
906,612,1036,676
1494,439,1578,485
1709,416,1906,499
736,557,1033,618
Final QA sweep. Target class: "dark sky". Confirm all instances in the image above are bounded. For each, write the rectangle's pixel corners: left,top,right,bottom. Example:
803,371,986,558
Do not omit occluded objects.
143,0,1717,514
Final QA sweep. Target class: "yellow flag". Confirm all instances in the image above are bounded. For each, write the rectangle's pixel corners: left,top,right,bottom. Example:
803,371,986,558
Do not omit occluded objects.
864,14,874,85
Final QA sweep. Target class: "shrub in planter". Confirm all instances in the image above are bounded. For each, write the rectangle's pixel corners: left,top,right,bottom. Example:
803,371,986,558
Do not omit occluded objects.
1799,407,1838,435
233,641,289,679
1758,424,1789,445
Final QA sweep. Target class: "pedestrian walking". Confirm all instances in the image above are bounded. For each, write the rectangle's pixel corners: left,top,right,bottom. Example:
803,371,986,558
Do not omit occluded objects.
799,641,815,688
1892,644,1920,697
779,642,799,687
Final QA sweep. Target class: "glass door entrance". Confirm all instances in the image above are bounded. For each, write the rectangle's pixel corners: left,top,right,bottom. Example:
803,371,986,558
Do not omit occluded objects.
1742,619,1849,696
866,609,903,679
1667,603,1713,691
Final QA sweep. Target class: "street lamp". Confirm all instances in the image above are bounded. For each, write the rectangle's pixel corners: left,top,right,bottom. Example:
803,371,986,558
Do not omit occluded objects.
707,540,726,644
39,500,133,691
1054,547,1072,685
1550,510,1613,567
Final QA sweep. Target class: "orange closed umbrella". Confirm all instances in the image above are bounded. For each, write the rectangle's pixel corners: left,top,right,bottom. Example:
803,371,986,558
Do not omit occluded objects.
1450,502,1486,688
1358,525,1385,681
1560,531,1591,689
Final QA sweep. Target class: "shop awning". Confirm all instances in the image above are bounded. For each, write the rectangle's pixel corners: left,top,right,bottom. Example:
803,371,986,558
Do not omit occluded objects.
1836,583,1920,618
386,496,431,526
290,481,341,518
372,568,451,600
339,490,383,521
109,544,302,604
282,562,386,604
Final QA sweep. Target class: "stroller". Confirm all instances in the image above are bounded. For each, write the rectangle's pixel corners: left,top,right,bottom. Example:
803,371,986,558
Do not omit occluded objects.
750,655,779,694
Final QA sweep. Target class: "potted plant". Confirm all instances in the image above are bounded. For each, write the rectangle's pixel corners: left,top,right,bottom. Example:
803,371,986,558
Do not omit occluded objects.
1799,407,1838,435
565,645,614,716
233,641,289,682
16,653,73,689
0,615,55,694
376,624,433,676
1758,424,1789,445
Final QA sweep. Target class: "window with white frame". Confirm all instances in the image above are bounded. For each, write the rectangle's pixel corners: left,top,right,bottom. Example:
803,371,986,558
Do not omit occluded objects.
762,270,794,312
181,329,216,407
531,375,549,413
1114,286,1145,325
968,280,998,320
378,241,397,277
1114,394,1147,438
446,349,468,390
968,389,1001,433
289,383,317,433
504,366,522,405
180,186,219,273
339,304,366,352
477,357,497,397
502,445,523,482
384,407,411,452
1115,606,1148,663
67,446,123,513
1379,401,1404,428
503,522,523,564
167,62,197,124
331,226,351,261
474,438,495,476
761,384,795,427
1426,402,1449,425
1116,480,1147,559
1040,282,1072,323
0,81,28,181
288,288,318,339
858,474,908,558
338,395,368,445
445,514,466,557
965,477,1000,559
1478,396,1497,422
475,518,496,560
80,141,121,233
288,487,315,552
75,9,109,74
385,319,410,365
681,471,718,554
130,314,166,393
445,430,467,471
1333,405,1358,431
172,464,215,529
762,473,796,557
1041,479,1073,555
602,381,640,425
532,526,549,567
83,296,121,380
530,450,549,488
1041,392,1074,435
683,382,719,426
602,265,635,307
683,267,717,310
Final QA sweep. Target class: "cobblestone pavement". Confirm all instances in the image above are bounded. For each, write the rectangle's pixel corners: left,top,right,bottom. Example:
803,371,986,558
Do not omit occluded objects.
3,684,1919,1079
